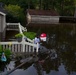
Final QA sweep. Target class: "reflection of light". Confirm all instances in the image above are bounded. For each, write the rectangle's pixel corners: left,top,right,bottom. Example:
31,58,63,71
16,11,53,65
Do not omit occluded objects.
58,63,67,73
9,42,12,46
40,33,46,37
8,64,37,75
48,63,67,75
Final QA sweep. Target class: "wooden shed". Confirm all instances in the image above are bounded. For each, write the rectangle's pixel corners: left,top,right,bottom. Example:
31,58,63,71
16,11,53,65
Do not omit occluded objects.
0,11,6,41
26,9,59,27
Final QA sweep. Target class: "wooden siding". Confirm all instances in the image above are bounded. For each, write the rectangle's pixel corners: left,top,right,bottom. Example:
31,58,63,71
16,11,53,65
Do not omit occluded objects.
0,14,3,32
26,15,59,26
0,13,6,41
31,15,59,24
0,13,6,32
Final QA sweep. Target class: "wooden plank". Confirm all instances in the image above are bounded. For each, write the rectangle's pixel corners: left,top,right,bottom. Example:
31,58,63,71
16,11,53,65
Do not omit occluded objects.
26,45,28,52
28,15,59,24
17,44,21,52
14,44,17,52
11,44,14,52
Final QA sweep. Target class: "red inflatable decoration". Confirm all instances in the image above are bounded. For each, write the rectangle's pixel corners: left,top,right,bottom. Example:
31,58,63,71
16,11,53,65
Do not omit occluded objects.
40,33,47,41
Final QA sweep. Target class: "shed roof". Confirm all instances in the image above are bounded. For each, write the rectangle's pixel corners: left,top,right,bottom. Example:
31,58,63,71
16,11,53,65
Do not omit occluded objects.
0,11,6,16
27,9,59,16
0,5,7,16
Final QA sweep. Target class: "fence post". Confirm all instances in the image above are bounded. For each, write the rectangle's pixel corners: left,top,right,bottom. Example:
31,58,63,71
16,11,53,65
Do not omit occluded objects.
33,39,34,52
36,43,38,53
22,37,25,52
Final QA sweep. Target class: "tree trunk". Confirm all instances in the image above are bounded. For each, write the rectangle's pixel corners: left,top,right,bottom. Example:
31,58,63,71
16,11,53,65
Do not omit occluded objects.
74,6,76,17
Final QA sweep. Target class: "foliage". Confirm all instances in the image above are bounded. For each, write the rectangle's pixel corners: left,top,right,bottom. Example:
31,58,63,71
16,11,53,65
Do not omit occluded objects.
0,0,76,24
5,4,23,17
4,4,25,25
0,45,2,52
15,32,36,40
0,45,12,59
4,48,12,59
15,33,23,38
0,45,2,56
23,32,36,40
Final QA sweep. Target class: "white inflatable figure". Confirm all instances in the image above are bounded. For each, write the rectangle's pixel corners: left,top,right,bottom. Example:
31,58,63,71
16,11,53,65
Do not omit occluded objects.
34,36,40,49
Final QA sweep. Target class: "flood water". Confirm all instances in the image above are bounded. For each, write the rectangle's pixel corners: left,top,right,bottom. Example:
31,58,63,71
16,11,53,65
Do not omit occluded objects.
0,24,76,75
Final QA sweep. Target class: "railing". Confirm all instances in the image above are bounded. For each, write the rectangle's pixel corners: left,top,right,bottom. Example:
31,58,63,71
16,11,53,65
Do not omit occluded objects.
0,40,38,53
2,23,38,53
6,23,27,32
6,23,32,42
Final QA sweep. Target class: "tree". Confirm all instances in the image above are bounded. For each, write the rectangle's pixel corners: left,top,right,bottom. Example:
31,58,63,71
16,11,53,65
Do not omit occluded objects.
4,4,25,25
0,0,76,16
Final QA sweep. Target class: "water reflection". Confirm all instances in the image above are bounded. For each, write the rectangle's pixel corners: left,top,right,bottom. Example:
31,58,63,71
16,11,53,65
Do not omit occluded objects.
40,50,76,75
33,61,44,75
28,25,76,75
41,25,76,75
0,61,6,71
0,59,10,72
0,25,76,75
0,51,76,75
10,64,37,75
59,49,76,74
15,60,33,70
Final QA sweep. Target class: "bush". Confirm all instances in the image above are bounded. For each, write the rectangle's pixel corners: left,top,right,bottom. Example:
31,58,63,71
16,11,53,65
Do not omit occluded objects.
15,33,23,38
23,32,36,40
15,32,36,40
0,45,3,56
4,48,12,59
0,45,12,60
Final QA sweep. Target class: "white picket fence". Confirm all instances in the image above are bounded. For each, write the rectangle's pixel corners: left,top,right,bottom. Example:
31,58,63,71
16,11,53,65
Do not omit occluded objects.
0,40,38,53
